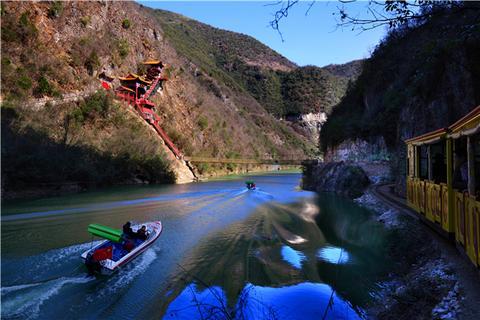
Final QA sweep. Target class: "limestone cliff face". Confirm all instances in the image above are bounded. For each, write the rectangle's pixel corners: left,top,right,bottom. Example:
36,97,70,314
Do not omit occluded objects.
302,162,370,198
299,112,328,147
319,4,480,195
324,137,390,162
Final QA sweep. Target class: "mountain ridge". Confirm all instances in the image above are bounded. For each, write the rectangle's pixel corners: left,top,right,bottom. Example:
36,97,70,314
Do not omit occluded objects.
1,0,358,198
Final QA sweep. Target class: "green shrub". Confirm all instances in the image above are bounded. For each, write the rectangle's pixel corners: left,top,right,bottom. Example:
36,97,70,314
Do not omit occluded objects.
117,39,129,58
122,19,131,29
17,74,32,90
136,63,147,76
35,76,53,96
48,1,63,19
226,151,240,159
1,23,17,42
163,66,173,79
196,163,210,174
165,126,193,155
2,57,11,71
18,12,38,42
197,116,208,130
80,16,91,27
84,51,100,75
72,91,112,123
84,91,111,116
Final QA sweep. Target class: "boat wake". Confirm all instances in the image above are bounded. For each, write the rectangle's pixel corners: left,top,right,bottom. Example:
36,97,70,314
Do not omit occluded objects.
1,275,94,320
2,241,102,284
1,244,158,319
2,189,233,222
252,189,274,199
232,188,249,197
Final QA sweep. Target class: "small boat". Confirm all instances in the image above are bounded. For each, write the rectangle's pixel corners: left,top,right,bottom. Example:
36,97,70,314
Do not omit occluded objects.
81,221,162,275
245,181,256,190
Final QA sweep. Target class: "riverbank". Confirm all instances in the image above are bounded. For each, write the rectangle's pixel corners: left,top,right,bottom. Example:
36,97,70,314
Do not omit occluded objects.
1,166,301,202
357,186,480,320
199,166,301,181
194,164,301,180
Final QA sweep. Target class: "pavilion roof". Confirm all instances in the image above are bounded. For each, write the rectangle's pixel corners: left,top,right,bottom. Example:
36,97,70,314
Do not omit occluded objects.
143,60,163,66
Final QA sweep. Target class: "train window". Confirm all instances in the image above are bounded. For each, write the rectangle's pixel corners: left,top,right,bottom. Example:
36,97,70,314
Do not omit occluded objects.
454,137,468,191
419,145,428,179
473,135,480,194
431,142,446,183
407,145,415,177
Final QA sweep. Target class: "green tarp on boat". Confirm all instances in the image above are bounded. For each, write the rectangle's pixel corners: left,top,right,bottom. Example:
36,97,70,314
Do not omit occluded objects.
88,224,123,242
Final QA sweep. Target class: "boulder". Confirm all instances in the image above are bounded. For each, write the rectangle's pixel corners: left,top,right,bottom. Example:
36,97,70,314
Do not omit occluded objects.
303,161,370,198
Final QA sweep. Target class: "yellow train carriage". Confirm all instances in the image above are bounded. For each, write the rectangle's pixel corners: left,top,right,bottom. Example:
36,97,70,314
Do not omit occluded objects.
406,106,480,268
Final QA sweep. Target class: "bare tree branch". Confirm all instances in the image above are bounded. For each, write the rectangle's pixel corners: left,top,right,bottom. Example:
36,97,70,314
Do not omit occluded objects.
268,0,299,42
305,1,316,16
268,0,477,38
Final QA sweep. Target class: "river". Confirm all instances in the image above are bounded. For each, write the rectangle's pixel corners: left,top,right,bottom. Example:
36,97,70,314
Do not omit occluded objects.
1,173,391,319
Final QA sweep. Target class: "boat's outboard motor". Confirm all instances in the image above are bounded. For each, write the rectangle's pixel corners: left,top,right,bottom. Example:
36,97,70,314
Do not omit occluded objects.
85,252,101,275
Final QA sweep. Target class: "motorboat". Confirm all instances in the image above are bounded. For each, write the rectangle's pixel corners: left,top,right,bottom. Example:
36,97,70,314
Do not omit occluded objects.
245,181,256,190
81,221,162,275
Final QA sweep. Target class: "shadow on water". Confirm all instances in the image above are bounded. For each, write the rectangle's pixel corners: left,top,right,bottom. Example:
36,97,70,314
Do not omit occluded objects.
148,194,390,320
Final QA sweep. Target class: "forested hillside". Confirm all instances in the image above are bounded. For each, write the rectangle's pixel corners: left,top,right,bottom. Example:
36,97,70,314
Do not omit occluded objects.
154,10,361,118
320,3,480,189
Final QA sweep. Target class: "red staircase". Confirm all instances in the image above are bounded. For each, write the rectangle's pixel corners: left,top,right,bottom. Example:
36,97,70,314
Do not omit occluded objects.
143,76,165,100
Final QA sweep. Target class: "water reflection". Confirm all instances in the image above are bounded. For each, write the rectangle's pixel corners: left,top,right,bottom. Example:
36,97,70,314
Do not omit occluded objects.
243,282,361,320
146,194,389,319
165,282,361,320
166,284,227,320
317,246,350,265
281,246,306,269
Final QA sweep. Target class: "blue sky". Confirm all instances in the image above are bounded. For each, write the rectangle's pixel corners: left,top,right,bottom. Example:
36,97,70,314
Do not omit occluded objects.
138,1,387,67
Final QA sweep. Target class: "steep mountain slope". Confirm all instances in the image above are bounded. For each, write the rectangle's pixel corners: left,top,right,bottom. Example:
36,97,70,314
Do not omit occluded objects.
320,4,480,191
154,9,361,118
1,1,357,198
323,60,363,79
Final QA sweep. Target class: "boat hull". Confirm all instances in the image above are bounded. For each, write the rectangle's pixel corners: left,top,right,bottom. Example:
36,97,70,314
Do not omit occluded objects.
81,221,162,275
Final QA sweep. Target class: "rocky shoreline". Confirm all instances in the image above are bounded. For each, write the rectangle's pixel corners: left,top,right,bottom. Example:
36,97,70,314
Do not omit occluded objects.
355,192,461,319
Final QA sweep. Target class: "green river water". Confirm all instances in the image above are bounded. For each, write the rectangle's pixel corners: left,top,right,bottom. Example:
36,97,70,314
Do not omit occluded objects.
1,173,391,319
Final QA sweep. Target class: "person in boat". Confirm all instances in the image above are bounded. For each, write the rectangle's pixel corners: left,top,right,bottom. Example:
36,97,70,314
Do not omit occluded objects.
122,221,135,238
135,225,148,241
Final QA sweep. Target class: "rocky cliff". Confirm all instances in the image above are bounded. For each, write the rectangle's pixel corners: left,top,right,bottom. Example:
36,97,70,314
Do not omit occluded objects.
302,161,370,198
319,3,480,194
